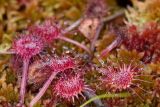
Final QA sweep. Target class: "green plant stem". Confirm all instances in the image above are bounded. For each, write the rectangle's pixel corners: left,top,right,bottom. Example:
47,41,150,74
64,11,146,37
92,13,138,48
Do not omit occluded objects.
80,92,130,107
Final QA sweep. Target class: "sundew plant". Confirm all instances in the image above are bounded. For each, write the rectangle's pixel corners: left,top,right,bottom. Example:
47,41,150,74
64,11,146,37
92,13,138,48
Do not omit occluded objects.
0,0,159,107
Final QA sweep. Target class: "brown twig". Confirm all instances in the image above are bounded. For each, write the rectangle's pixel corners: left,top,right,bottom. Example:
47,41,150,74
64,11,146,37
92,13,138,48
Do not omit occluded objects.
63,18,84,34
90,22,104,52
100,36,123,58
58,36,91,54
102,9,125,23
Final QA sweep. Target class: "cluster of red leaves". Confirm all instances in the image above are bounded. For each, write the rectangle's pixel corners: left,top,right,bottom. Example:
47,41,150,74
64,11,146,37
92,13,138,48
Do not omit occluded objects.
12,20,60,60
48,56,76,72
123,22,160,63
28,55,76,86
13,35,44,59
52,72,87,102
100,64,139,90
28,54,90,106
12,20,61,106
29,20,60,44
4,15,94,106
